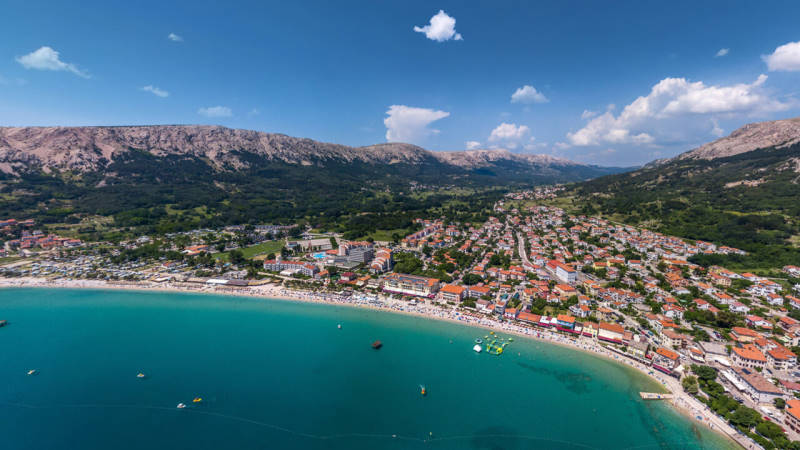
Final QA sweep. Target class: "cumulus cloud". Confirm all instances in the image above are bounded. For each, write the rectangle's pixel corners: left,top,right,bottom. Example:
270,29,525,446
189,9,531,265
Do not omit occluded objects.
763,41,800,71
384,105,450,143
198,106,232,117
16,46,89,78
510,85,548,104
715,48,729,57
567,74,786,147
168,33,183,42
581,109,598,120
711,119,724,137
488,123,531,149
465,141,481,150
141,85,169,98
413,10,462,42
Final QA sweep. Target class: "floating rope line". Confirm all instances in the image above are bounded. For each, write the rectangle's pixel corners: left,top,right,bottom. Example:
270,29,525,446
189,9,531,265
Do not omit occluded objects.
0,400,710,448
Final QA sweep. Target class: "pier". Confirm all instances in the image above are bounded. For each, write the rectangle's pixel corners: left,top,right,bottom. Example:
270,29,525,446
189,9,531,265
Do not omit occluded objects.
639,392,673,400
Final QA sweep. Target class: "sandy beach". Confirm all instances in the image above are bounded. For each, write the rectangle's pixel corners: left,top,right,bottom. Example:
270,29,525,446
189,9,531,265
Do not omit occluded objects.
0,276,750,448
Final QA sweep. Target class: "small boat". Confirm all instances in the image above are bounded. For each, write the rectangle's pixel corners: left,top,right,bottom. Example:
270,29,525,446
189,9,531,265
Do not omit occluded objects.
475,338,483,344
508,338,514,342
420,385,427,396
337,324,342,329
177,403,187,409
0,320,7,327
27,369,37,376
473,344,482,353
192,397,203,403
372,340,383,350
136,373,146,379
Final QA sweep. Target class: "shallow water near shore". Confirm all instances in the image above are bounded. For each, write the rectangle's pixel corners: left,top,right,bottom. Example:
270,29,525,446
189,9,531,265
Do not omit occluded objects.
0,288,735,449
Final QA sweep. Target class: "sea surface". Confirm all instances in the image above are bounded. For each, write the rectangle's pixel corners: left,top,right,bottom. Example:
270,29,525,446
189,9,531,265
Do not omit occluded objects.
0,288,735,449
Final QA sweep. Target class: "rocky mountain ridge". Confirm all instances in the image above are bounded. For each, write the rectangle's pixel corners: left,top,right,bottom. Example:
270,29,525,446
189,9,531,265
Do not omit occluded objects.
0,125,579,175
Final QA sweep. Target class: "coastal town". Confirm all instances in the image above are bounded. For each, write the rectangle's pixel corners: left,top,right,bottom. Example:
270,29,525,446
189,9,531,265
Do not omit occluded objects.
3,187,800,449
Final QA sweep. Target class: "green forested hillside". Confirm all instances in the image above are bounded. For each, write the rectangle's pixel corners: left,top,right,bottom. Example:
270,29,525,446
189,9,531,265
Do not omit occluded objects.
568,143,800,271
0,148,621,240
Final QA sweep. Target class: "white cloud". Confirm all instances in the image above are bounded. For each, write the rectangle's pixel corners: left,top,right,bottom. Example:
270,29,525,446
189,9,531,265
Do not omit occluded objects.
198,106,233,118
763,41,800,71
413,10,462,42
16,46,89,78
465,141,481,150
168,33,183,42
567,74,786,147
581,109,598,120
248,108,260,117
523,137,547,151
715,48,729,57
711,119,724,137
553,142,571,150
384,105,450,143
141,85,169,98
510,85,548,104
488,123,531,149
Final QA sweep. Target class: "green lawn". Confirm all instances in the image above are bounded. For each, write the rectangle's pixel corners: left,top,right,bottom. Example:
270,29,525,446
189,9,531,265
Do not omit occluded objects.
214,240,286,261
355,228,410,242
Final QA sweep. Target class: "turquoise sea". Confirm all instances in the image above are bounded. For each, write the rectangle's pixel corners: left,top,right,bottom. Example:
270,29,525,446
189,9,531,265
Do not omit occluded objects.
0,288,734,449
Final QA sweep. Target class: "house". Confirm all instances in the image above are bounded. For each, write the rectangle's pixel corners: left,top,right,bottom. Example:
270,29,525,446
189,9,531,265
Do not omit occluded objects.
438,284,466,303
786,399,800,433
504,308,519,320
382,273,440,298
556,314,576,330
730,367,784,404
730,327,760,343
779,316,799,331
730,302,750,314
554,262,577,284
652,348,680,374
731,345,766,369
767,347,797,371
598,322,625,344
517,312,541,324
467,285,491,299
745,315,771,329
569,304,591,318
694,298,711,310
662,329,690,349
263,257,319,277
553,284,578,298
662,304,684,320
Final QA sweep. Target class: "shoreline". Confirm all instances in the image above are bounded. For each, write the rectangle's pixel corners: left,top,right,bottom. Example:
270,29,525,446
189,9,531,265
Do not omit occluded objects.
0,277,746,448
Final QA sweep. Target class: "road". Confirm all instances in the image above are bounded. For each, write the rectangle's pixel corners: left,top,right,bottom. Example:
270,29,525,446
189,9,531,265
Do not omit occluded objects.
516,231,531,267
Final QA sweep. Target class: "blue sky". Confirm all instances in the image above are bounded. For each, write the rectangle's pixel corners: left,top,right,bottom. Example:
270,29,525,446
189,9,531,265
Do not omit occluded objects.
2,0,800,166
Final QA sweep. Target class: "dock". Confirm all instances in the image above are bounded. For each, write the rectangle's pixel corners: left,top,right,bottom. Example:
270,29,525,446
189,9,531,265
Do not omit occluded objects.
640,392,673,400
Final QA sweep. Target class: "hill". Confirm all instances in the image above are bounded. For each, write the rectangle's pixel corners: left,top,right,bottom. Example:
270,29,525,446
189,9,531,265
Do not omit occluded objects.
0,125,625,238
566,117,800,272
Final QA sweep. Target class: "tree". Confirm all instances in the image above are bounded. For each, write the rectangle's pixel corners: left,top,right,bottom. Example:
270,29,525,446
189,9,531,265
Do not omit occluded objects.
730,406,761,429
229,249,246,266
329,237,338,249
682,375,699,395
691,364,718,382
463,273,482,286
774,398,786,410
755,421,785,441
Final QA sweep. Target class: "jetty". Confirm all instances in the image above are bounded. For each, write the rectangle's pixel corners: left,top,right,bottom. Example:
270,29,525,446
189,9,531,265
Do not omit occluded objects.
639,392,673,400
